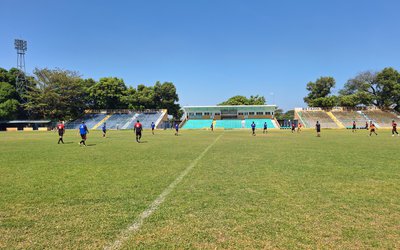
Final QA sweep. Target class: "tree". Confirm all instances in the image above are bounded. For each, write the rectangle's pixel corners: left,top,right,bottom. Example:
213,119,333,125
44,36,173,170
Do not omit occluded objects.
339,68,400,110
154,81,180,118
375,67,400,110
25,68,87,120
219,95,266,105
0,82,19,120
339,71,378,106
274,108,294,120
89,77,127,109
304,77,336,106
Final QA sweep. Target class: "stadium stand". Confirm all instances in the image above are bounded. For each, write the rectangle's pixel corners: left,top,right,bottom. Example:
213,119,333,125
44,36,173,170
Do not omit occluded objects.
65,110,166,129
361,110,399,127
65,113,107,129
297,111,339,128
216,119,243,129
102,113,133,129
182,119,213,129
331,110,368,128
135,111,164,129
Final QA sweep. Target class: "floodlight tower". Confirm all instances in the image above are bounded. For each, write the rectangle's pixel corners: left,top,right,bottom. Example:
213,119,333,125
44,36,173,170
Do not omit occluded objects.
14,39,28,102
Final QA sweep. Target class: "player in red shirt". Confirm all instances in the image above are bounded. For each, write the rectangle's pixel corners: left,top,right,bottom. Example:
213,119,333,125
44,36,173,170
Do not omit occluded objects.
134,120,143,143
392,120,398,136
56,121,65,144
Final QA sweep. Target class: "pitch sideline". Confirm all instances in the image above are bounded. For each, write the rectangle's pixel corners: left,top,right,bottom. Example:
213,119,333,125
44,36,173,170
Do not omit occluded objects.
104,133,224,250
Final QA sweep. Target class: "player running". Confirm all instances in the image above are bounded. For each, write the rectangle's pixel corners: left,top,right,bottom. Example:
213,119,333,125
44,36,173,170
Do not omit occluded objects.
291,122,296,133
352,121,356,132
251,121,256,136
297,123,302,133
392,120,398,136
134,120,143,142
210,122,214,132
102,122,107,137
369,123,378,136
365,121,369,130
175,123,179,136
151,122,155,135
316,121,321,137
56,121,65,144
79,121,89,146
263,122,268,134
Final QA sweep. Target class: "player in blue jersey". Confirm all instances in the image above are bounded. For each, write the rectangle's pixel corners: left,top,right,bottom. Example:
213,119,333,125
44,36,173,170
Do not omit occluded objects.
210,122,214,132
102,122,107,137
263,122,267,134
175,123,179,136
151,122,155,135
251,121,256,136
79,121,89,146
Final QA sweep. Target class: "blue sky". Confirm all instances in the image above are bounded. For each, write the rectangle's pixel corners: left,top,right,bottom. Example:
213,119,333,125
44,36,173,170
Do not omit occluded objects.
1,0,399,111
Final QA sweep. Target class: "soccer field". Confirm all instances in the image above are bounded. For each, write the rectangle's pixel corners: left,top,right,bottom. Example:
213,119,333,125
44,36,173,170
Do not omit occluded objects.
0,129,399,249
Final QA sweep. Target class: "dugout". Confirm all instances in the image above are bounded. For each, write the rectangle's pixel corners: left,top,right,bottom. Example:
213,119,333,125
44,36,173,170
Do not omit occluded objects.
0,120,52,131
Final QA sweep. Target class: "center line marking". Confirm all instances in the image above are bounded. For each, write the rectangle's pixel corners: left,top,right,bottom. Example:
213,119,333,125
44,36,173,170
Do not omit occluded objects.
105,133,224,250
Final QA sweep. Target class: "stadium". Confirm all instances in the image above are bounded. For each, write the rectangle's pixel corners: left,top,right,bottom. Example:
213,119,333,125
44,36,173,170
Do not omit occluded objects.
1,1,400,249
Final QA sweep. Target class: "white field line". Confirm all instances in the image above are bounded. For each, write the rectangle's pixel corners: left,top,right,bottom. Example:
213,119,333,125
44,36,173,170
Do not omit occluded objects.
104,133,224,250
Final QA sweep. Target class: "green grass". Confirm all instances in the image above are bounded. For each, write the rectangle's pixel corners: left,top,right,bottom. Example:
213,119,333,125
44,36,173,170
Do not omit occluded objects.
0,129,399,249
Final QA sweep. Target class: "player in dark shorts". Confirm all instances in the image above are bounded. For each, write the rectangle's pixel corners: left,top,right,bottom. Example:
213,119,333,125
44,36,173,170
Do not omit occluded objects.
263,122,267,134
56,121,65,144
251,121,256,136
175,123,179,136
352,121,356,132
365,121,369,130
79,121,89,146
316,121,321,137
134,120,143,142
392,120,398,136
151,122,155,135
369,123,377,136
102,122,107,138
291,122,296,133
210,122,214,132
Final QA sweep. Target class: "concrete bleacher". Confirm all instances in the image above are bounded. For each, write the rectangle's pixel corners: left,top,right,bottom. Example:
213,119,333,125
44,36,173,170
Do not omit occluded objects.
331,111,368,128
297,111,338,128
102,113,133,130
135,111,164,129
65,110,165,129
361,110,399,127
65,113,107,129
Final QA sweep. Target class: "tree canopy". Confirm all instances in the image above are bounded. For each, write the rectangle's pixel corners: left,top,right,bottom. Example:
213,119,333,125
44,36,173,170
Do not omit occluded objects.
219,95,266,105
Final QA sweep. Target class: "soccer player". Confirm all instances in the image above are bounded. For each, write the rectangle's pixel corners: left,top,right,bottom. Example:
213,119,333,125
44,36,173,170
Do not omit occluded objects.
291,122,296,133
365,121,369,130
297,123,302,133
56,120,65,144
134,120,143,142
251,121,256,136
352,121,356,132
210,122,214,132
392,120,398,136
369,123,378,136
151,122,155,135
175,123,179,136
79,121,89,146
316,121,321,137
263,122,268,134
102,122,107,137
